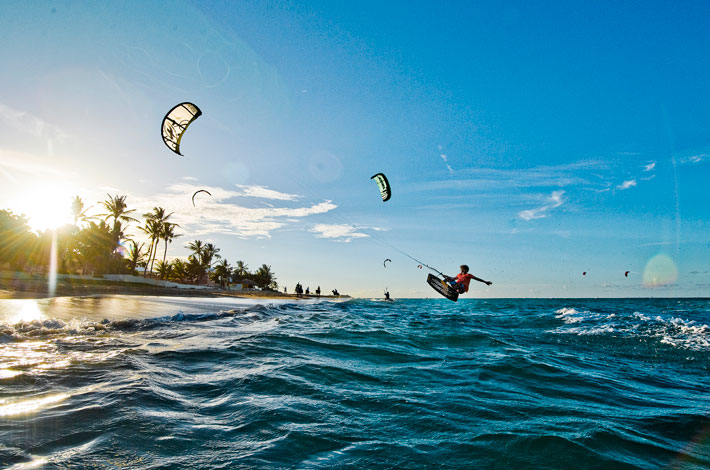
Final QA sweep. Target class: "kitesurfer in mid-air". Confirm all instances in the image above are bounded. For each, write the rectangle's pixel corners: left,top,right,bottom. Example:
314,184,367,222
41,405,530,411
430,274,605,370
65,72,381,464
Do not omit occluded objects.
443,265,492,294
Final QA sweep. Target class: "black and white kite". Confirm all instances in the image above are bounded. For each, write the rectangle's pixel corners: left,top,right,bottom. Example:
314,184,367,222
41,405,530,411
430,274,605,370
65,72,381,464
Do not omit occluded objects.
161,102,202,155
370,173,391,202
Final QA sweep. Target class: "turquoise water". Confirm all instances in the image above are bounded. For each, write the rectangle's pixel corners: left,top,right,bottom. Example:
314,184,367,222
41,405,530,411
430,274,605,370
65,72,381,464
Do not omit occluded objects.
1,297,708,469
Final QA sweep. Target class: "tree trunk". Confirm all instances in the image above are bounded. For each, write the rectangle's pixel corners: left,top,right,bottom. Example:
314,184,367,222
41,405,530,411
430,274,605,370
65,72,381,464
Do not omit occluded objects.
149,236,158,275
144,240,154,277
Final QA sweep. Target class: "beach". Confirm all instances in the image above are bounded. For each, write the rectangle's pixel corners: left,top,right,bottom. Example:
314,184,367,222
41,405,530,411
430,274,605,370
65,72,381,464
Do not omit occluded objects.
0,276,344,301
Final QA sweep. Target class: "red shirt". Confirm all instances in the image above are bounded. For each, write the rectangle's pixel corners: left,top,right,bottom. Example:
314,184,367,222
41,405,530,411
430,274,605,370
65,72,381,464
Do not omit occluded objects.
454,273,474,292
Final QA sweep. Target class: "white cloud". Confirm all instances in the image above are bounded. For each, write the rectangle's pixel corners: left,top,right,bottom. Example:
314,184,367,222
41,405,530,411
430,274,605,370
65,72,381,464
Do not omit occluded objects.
439,153,454,174
419,160,609,193
643,162,656,172
617,179,637,190
309,224,370,242
639,241,674,247
167,183,298,202
235,184,298,201
125,183,336,239
518,190,565,221
682,154,706,164
181,176,198,181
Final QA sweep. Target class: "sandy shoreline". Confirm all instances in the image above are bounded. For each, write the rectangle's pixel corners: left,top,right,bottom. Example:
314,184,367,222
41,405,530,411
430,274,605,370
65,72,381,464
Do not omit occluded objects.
0,278,346,301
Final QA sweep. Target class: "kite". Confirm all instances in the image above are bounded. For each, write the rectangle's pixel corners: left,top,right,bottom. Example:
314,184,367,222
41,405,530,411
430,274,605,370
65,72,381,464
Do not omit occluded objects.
383,258,391,268
583,272,587,276
370,173,391,202
161,102,202,155
191,189,212,207
625,271,630,277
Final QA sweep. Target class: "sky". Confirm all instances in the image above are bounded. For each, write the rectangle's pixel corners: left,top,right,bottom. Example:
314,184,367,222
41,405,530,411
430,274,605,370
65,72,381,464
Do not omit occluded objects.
1,0,709,298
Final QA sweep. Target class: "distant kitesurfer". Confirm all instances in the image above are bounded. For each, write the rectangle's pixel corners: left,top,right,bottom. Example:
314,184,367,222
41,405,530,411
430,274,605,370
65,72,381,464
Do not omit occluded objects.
443,265,492,294
384,290,391,301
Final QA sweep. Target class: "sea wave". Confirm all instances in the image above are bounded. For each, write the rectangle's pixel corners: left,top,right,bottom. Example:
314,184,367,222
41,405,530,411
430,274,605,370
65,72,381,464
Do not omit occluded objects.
1,297,708,469
552,303,709,352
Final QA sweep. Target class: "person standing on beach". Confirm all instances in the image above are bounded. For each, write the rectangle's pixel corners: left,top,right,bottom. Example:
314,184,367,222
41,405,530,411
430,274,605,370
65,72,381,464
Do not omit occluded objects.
315,286,321,298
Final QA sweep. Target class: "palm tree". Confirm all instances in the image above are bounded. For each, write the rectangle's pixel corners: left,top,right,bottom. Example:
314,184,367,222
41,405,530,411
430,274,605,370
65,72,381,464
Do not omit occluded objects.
143,207,173,275
170,258,188,282
100,194,138,235
234,260,249,278
186,239,204,256
70,196,92,227
186,239,205,269
160,222,181,266
202,243,221,270
186,255,204,284
155,260,172,280
125,240,145,275
211,259,232,289
73,220,115,275
254,264,276,290
139,219,161,277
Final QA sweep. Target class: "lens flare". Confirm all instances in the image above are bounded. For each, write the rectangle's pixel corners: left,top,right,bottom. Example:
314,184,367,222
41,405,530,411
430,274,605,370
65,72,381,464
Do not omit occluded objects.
642,254,678,287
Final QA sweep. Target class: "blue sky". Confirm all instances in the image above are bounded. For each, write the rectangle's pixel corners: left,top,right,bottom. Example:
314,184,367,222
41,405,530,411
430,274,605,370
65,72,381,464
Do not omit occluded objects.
1,0,708,297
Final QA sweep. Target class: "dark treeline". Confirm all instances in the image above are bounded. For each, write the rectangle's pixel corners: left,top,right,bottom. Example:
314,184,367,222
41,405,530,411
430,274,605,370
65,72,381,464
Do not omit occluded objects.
0,194,277,290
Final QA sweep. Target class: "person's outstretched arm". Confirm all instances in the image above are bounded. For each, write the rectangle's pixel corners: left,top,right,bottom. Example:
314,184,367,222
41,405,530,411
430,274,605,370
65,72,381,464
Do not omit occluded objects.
471,274,492,286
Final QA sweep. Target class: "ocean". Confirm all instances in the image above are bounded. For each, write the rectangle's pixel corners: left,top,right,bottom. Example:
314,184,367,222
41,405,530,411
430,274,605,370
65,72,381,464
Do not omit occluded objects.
1,296,708,469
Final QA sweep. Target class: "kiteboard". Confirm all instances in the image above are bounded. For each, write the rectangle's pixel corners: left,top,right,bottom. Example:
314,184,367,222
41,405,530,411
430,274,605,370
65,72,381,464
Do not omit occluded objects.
427,273,458,302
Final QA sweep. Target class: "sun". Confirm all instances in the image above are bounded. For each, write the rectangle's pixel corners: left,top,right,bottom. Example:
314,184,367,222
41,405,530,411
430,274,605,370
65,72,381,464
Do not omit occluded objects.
10,182,76,232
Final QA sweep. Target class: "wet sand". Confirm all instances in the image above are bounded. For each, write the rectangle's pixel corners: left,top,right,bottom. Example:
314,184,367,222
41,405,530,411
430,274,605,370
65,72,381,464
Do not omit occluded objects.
0,278,350,323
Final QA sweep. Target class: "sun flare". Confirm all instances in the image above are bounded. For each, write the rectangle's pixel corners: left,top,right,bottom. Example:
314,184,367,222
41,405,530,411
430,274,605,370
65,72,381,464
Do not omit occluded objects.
9,182,75,232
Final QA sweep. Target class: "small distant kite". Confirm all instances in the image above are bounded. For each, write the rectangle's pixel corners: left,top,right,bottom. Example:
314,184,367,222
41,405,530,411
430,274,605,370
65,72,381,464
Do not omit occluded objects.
417,264,423,269
383,258,391,268
161,102,202,155
583,272,587,276
625,271,630,277
192,189,212,207
370,173,391,202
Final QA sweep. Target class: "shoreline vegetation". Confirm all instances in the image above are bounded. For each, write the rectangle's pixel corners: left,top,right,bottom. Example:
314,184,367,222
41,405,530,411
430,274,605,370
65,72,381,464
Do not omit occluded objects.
1,194,346,300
